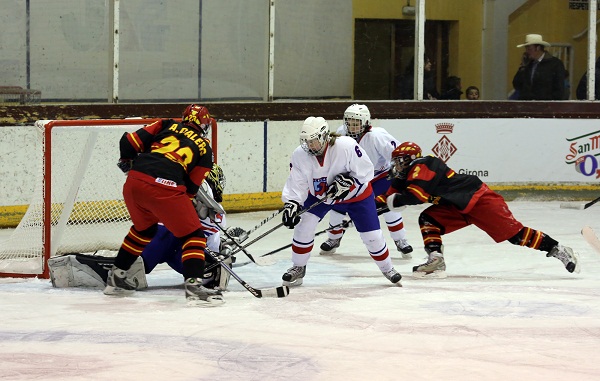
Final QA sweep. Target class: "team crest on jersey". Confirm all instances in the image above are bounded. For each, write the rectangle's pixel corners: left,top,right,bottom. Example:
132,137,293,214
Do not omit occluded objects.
313,177,327,196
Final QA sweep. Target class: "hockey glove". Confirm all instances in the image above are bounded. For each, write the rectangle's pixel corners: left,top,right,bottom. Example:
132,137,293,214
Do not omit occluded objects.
282,201,301,229
117,159,133,174
386,193,407,212
326,173,353,200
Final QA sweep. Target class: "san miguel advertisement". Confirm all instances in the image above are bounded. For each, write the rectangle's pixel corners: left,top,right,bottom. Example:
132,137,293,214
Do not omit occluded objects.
379,118,600,183
565,130,600,180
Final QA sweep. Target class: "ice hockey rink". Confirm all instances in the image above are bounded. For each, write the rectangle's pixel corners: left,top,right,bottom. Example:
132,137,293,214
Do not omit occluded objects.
0,201,599,381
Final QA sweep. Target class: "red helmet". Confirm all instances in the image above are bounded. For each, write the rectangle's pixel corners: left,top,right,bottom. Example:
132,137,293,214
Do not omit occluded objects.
390,142,422,179
182,104,216,137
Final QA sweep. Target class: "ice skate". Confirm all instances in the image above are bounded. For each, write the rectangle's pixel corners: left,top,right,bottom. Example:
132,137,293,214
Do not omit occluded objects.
185,278,225,306
382,267,402,285
104,266,137,296
547,244,580,273
319,238,342,255
412,251,447,278
394,238,413,259
282,265,306,286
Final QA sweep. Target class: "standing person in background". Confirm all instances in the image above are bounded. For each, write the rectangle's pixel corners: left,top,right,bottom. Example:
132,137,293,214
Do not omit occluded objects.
280,116,402,287
319,104,413,259
512,34,566,100
105,104,224,306
576,56,600,100
465,86,480,100
383,142,580,279
397,54,439,100
440,76,463,100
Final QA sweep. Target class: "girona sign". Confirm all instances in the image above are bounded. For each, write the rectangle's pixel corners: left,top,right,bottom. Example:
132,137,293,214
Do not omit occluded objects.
565,129,600,179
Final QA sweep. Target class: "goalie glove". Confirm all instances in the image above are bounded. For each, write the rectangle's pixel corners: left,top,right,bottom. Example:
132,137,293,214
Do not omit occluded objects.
117,159,133,174
282,200,301,229
326,173,353,200
226,226,248,241
386,193,407,212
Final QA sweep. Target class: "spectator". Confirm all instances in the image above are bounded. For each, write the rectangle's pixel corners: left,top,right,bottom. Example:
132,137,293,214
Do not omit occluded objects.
576,56,600,100
512,34,566,100
397,55,439,100
440,76,463,100
563,70,571,100
465,86,480,100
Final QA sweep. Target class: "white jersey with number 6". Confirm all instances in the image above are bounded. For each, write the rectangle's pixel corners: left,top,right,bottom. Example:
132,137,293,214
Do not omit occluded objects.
282,136,374,205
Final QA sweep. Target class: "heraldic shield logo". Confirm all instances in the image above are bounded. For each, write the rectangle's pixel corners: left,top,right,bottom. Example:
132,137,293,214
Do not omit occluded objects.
432,123,457,163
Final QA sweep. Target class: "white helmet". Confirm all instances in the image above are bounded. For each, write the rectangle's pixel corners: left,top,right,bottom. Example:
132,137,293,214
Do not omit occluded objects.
300,116,330,156
343,104,371,139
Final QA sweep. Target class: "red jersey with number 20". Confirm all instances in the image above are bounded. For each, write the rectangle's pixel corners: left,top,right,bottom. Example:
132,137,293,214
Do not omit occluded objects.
120,119,213,197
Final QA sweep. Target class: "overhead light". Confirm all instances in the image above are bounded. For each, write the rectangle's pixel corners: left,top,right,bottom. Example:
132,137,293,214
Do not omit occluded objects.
402,6,415,16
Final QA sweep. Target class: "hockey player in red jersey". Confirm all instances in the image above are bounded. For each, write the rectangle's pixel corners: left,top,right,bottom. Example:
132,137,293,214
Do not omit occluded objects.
379,141,580,278
105,104,224,305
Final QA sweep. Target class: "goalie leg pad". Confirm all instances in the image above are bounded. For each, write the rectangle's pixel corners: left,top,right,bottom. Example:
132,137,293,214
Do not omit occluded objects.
48,254,148,289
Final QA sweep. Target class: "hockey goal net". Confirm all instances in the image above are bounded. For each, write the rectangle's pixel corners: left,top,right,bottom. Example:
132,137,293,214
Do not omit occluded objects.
0,118,217,278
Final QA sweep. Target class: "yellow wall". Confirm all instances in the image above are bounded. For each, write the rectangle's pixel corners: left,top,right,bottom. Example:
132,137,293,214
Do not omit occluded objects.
355,0,598,99
508,0,596,98
353,0,484,98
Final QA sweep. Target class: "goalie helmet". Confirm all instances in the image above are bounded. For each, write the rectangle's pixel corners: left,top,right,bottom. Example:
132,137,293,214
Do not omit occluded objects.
343,104,371,140
182,104,216,137
390,142,422,179
300,116,330,156
205,163,226,202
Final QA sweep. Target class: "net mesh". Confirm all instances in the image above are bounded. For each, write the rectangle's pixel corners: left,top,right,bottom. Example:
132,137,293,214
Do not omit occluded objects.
0,121,145,275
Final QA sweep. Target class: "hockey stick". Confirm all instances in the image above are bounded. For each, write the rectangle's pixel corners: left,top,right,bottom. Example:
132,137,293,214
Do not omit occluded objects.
244,209,284,238
584,196,600,209
260,219,354,258
204,248,289,298
212,219,276,266
233,220,356,267
559,195,600,210
229,197,328,256
235,205,387,265
582,226,600,254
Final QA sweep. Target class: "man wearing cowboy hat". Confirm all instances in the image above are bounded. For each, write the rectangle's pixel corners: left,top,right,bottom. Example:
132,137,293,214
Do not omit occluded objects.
512,34,566,100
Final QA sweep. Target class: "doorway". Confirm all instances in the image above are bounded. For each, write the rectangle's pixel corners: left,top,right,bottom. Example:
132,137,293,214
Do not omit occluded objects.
354,19,450,100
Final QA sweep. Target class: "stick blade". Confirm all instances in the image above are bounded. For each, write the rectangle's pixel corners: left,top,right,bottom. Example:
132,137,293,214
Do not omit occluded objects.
582,226,600,254
253,255,278,266
258,285,290,298
560,202,585,210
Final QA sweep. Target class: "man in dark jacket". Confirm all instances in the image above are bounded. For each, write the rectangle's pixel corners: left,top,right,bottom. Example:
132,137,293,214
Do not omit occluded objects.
576,56,600,100
512,34,566,100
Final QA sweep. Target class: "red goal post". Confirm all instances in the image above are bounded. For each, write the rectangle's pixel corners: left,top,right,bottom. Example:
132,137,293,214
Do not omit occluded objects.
0,118,218,279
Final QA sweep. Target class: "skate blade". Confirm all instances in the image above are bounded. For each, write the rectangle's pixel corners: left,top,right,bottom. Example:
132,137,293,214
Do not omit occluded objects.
412,270,447,279
282,278,304,287
103,285,135,296
399,253,412,260
186,295,225,307
319,249,337,255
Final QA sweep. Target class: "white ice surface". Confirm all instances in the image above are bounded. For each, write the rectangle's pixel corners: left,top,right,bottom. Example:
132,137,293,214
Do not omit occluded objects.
1,201,599,381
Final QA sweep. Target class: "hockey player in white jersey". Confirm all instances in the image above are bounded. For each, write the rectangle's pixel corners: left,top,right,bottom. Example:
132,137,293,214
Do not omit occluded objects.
319,104,413,258
280,116,402,287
